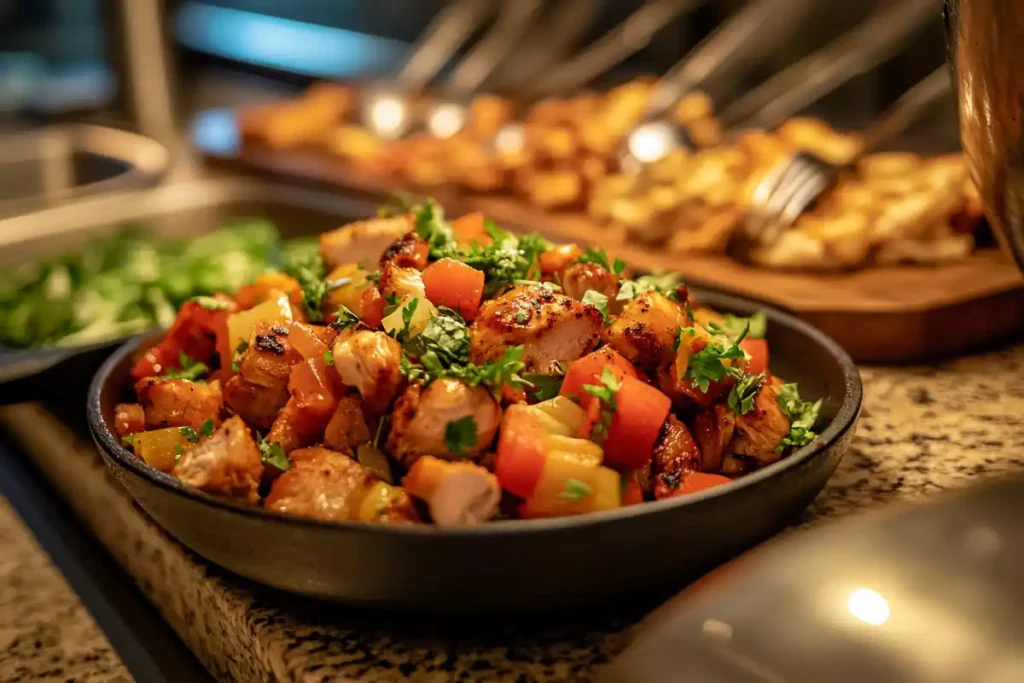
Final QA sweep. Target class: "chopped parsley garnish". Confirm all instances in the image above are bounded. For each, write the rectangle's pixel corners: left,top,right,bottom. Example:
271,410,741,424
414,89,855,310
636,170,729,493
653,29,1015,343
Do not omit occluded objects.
259,437,290,471
581,289,610,322
720,311,767,340
404,344,528,396
511,279,561,291
331,305,361,331
413,199,458,259
523,363,565,402
406,306,471,368
776,383,822,452
616,272,683,301
385,298,420,344
582,367,621,441
575,246,625,275
164,352,209,381
174,443,185,456
459,223,551,296
727,373,765,415
231,339,248,372
285,247,330,323
562,478,593,501
323,349,334,367
189,295,232,311
364,270,381,284
444,416,478,456
683,322,749,393
178,418,214,444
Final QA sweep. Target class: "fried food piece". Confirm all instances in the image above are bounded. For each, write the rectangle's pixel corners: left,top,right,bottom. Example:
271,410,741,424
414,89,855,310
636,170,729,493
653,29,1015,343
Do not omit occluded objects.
692,403,737,473
378,263,426,300
379,232,430,270
318,215,411,271
402,455,501,525
560,262,619,302
331,328,403,412
172,416,263,504
731,379,791,463
469,285,602,373
114,403,145,437
388,379,502,465
222,374,289,432
323,393,372,454
605,292,688,369
652,415,702,500
237,322,302,392
136,377,223,431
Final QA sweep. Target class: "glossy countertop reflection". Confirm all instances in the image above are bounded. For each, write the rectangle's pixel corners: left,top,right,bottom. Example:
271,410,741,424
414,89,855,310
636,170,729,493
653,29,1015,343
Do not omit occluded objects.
602,476,1024,683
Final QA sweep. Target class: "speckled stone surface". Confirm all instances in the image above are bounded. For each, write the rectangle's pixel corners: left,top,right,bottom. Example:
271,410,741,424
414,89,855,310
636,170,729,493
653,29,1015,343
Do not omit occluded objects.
2,346,1024,682
0,497,130,683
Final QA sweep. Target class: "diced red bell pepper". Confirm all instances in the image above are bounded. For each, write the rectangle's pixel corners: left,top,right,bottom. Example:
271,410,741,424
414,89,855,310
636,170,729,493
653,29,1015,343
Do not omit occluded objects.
621,470,646,506
538,244,583,275
740,338,769,375
421,258,486,320
601,376,672,470
359,286,385,328
666,472,733,498
450,212,488,245
130,299,234,380
494,407,548,499
560,348,639,410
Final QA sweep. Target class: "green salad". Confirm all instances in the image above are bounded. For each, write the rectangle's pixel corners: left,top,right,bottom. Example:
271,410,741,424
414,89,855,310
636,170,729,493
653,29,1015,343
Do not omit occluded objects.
0,219,311,349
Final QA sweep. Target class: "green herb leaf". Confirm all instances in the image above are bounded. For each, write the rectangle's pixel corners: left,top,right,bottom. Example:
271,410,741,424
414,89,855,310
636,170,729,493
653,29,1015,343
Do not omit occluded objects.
324,349,334,367
413,199,458,259
231,338,248,372
164,351,209,381
121,435,135,449
458,225,551,296
727,373,765,415
189,295,232,311
683,325,748,393
285,247,329,323
776,383,822,452
444,416,478,456
178,426,200,443
197,418,214,438
581,289,610,323
575,246,625,275
331,305,361,332
561,478,593,501
715,311,767,341
259,437,291,471
523,369,564,401
406,306,470,367
616,272,683,301
174,443,185,456
364,270,381,284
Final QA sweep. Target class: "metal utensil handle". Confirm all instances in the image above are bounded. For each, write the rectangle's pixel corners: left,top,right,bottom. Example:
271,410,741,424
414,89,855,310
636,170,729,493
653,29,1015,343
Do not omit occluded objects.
394,0,493,93
531,0,707,98
722,0,941,129
447,0,544,97
857,67,952,157
647,0,816,114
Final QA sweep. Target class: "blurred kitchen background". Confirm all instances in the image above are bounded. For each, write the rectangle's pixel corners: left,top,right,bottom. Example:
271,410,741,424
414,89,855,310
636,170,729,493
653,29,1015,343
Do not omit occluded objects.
0,0,954,151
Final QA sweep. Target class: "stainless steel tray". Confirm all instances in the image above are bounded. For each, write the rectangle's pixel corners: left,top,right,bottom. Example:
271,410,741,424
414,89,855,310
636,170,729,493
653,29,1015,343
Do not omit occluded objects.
0,124,169,219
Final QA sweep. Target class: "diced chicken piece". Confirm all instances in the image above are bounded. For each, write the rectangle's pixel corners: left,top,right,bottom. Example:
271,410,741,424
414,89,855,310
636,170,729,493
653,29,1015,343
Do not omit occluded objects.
114,403,145,437
222,374,289,431
238,322,302,392
136,377,223,431
265,395,333,454
388,378,502,464
560,262,619,302
402,455,501,525
172,416,263,504
265,447,417,523
605,292,688,369
469,285,602,373
730,379,791,463
323,393,371,454
331,329,403,412
379,232,429,270
379,263,426,300
652,415,703,499
318,215,411,270
692,403,736,473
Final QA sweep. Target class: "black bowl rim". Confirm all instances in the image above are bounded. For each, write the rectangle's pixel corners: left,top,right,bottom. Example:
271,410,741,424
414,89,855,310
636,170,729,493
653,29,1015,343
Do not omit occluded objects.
87,287,862,538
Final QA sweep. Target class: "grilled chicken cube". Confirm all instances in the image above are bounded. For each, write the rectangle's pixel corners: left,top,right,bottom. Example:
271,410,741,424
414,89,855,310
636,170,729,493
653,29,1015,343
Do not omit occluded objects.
380,231,429,270
323,393,371,454
136,377,223,431
265,447,418,523
114,403,145,437
388,378,502,465
605,291,688,369
332,328,403,413
561,262,619,303
402,455,501,525
731,379,791,463
652,415,703,499
318,215,411,270
692,403,737,473
266,395,333,454
379,263,426,300
469,285,602,373
237,322,302,392
172,416,263,504
222,374,289,431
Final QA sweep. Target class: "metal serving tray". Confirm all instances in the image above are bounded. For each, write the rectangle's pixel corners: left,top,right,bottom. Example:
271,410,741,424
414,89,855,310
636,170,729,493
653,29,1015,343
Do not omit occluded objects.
0,177,379,401
0,124,169,219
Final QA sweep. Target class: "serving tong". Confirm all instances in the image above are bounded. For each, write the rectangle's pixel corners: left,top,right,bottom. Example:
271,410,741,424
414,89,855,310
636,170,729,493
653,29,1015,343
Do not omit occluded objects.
733,66,952,259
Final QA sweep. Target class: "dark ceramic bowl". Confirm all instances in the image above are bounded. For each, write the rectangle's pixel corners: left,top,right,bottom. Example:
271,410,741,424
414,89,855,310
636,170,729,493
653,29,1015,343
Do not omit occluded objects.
87,289,861,615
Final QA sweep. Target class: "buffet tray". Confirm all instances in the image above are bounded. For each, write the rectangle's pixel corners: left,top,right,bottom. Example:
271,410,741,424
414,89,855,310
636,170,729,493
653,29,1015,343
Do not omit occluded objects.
200,141,1024,363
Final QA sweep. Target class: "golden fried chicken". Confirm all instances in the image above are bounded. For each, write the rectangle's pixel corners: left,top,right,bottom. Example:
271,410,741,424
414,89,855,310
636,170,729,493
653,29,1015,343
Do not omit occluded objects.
402,455,501,525
323,393,371,454
172,416,263,504
222,374,288,431
331,328,403,412
135,377,223,431
318,215,411,270
605,291,688,368
692,403,737,473
652,415,702,499
560,262,619,302
731,379,791,463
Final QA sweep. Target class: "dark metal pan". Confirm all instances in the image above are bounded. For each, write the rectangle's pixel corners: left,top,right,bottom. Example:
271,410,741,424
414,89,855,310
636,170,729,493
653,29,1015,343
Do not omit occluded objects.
87,288,862,615
0,178,378,403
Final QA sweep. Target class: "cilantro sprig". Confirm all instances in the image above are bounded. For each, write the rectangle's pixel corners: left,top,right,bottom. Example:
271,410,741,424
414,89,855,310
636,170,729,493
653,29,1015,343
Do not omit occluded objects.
616,272,683,301
164,352,209,381
683,322,749,393
444,416,478,456
522,361,565,401
331,305,361,332
727,373,765,415
285,247,331,323
710,311,767,341
413,199,458,259
575,246,625,275
178,418,214,444
582,367,621,442
561,478,593,501
259,437,290,471
776,383,822,452
581,289,610,322
459,222,551,296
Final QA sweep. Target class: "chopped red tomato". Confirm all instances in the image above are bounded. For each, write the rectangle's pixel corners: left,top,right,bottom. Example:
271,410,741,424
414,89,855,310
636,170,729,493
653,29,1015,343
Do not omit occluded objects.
130,299,234,380
494,407,548,499
741,338,769,375
666,472,733,498
421,258,485,320
601,376,672,470
560,348,638,410
359,286,385,328
450,212,488,245
538,244,583,275
621,470,646,506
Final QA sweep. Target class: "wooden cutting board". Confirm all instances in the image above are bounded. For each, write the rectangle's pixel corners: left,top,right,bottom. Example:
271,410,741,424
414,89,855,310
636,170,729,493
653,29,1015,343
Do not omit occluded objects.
200,142,1024,363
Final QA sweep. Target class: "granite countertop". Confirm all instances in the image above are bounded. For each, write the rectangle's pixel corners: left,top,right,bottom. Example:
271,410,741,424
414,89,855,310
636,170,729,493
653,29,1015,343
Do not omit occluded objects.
2,345,1024,682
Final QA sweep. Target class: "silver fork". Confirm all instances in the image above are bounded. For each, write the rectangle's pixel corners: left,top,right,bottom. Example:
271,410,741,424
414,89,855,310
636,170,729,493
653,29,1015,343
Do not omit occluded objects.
732,66,952,258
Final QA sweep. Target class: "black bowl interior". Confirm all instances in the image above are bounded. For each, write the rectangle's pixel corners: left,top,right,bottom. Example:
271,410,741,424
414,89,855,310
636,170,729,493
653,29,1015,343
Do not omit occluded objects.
89,288,861,615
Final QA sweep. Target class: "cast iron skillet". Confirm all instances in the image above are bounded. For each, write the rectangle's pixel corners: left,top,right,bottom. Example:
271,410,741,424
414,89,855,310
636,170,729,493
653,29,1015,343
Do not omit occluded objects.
88,288,861,615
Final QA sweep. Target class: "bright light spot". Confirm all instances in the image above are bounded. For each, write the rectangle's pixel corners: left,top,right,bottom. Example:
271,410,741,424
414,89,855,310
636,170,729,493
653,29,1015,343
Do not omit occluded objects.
494,123,526,155
627,120,676,164
701,618,734,641
365,94,408,139
427,102,467,139
847,588,890,626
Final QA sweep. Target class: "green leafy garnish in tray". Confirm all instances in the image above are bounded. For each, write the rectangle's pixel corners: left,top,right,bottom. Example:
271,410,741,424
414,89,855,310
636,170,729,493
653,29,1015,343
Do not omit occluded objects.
0,219,305,350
